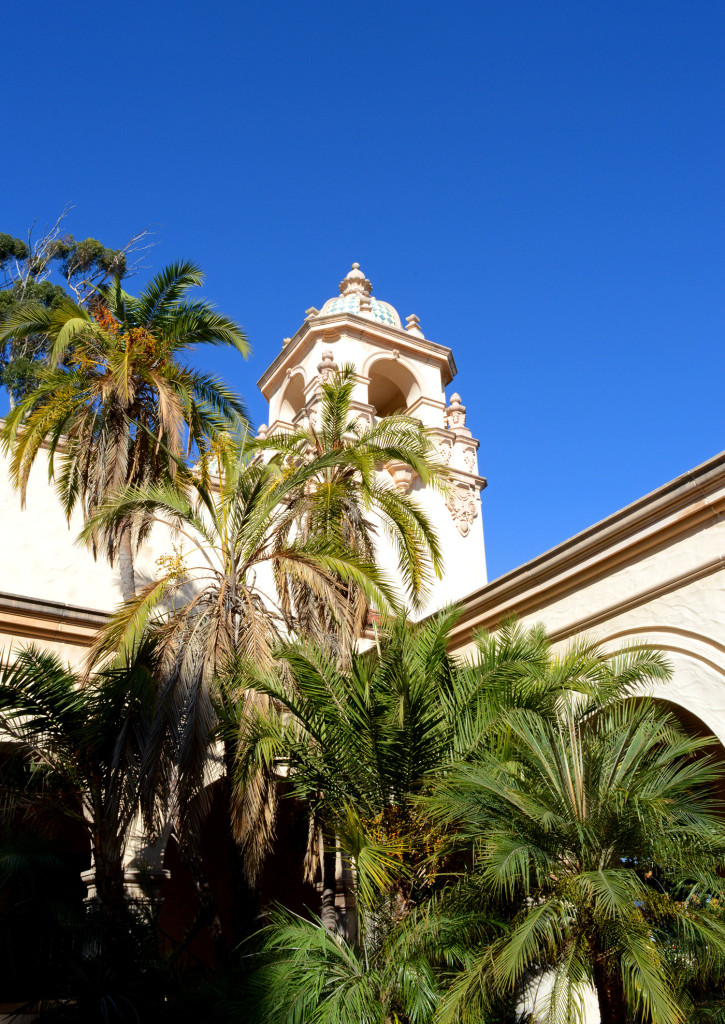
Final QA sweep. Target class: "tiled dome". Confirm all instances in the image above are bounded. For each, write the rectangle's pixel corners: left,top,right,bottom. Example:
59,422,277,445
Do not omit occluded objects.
319,264,401,329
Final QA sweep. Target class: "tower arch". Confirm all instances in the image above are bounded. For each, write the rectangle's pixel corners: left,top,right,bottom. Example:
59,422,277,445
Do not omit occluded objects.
276,369,306,425
365,355,422,418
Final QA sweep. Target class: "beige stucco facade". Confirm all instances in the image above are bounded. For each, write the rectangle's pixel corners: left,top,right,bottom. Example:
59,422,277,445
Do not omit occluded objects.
0,448,179,668
1,264,722,1022
448,451,725,745
1,263,724,751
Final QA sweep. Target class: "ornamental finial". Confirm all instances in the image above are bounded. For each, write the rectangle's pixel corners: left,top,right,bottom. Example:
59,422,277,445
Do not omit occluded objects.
339,262,372,297
446,393,466,428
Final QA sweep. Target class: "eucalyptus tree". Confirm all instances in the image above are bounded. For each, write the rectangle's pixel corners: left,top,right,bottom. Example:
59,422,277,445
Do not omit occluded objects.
425,696,725,1024
0,210,138,403
0,260,249,600
257,366,446,653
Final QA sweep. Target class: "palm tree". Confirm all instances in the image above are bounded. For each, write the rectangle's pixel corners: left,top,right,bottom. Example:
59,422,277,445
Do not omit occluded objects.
232,608,465,927
233,615,669,924
241,905,445,1024
0,646,159,921
257,366,446,652
80,431,401,946
0,261,249,600
425,696,725,1024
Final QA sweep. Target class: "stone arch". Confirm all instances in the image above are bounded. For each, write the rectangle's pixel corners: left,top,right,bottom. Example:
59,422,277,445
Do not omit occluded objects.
364,354,423,418
597,625,725,746
277,369,307,424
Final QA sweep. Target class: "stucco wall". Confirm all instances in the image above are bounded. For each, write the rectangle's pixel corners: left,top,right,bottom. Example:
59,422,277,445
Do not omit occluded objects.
450,455,725,746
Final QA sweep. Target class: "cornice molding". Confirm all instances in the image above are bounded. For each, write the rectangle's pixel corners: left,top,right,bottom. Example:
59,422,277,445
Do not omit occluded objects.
448,450,725,648
0,592,109,647
257,312,457,397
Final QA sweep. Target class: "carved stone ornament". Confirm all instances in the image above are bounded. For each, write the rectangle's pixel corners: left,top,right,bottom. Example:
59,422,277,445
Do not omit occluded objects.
317,349,338,383
339,262,373,297
257,423,268,439
303,405,317,431
446,393,466,429
405,313,424,338
385,460,417,494
446,482,479,537
434,435,454,465
463,446,477,473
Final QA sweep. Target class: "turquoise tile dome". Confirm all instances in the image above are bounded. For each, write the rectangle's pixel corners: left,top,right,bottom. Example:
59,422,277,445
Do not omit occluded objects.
319,264,402,329
321,293,401,328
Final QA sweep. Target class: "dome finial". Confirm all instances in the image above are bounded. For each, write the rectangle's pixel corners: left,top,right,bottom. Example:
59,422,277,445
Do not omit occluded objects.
339,262,372,297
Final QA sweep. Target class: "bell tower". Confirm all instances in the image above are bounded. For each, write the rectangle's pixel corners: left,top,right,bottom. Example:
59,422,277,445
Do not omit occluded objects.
256,263,488,611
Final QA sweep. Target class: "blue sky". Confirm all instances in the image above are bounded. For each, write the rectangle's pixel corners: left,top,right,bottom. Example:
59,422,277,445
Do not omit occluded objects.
3,0,724,581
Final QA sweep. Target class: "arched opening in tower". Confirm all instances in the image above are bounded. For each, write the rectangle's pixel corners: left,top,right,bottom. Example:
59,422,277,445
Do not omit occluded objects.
367,359,420,419
278,372,306,424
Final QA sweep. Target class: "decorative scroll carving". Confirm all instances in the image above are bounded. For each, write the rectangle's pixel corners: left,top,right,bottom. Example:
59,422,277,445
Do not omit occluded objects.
446,482,479,537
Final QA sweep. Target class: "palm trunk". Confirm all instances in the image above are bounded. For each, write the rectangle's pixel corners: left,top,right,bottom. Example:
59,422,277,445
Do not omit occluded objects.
92,830,128,927
118,521,136,601
94,859,127,917
320,831,337,932
592,949,627,1024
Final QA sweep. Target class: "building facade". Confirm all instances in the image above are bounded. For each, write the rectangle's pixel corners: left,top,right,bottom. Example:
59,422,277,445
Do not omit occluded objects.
1,265,725,1007
2,263,725,739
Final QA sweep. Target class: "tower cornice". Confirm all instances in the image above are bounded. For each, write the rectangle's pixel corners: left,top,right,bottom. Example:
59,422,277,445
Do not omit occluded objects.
257,310,457,399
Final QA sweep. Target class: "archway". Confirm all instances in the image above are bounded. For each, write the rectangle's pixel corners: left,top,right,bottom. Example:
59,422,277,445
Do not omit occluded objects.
597,625,725,749
278,371,306,424
158,778,319,970
367,357,421,418
645,698,725,805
